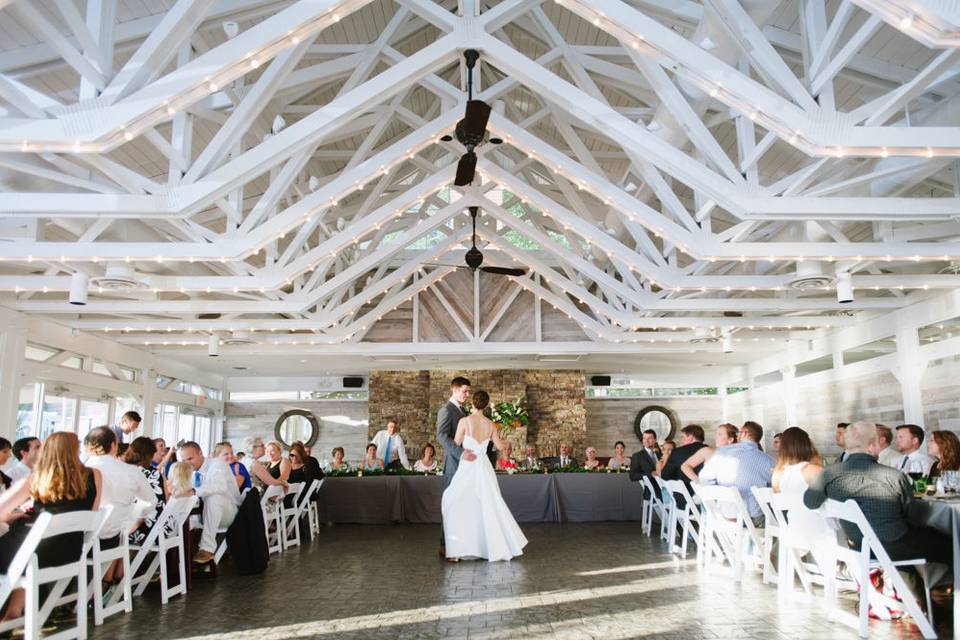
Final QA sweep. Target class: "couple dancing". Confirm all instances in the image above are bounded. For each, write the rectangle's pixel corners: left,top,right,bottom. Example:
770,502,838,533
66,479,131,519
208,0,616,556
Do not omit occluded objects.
436,376,527,562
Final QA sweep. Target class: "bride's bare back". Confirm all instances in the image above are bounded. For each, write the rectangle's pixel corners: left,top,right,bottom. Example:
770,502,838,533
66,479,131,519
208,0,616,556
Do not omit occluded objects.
455,413,506,450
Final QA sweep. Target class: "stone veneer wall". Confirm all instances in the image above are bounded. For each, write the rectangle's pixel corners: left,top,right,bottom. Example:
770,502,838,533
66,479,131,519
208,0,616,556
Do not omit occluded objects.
368,370,586,462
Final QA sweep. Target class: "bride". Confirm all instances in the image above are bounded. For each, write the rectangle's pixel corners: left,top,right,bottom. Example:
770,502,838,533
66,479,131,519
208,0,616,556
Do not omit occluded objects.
441,390,528,562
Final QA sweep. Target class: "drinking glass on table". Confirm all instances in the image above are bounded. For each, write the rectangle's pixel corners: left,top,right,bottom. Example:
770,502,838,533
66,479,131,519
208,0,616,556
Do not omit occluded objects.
908,459,927,495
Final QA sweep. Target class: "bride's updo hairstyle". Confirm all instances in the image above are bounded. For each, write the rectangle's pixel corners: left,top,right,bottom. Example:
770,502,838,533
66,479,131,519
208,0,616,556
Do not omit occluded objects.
472,390,490,411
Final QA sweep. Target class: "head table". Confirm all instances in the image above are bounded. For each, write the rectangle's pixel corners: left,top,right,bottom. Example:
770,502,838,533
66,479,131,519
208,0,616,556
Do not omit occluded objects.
315,472,646,524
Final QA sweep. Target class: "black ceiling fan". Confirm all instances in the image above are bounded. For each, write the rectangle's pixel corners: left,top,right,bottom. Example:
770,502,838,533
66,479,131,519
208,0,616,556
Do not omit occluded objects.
440,49,502,187
425,206,526,277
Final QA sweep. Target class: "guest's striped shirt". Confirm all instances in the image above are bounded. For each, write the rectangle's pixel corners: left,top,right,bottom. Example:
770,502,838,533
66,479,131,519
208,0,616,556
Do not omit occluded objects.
699,441,774,518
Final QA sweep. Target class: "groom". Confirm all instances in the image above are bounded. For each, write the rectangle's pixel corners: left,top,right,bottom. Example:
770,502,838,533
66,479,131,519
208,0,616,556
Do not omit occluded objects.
436,376,476,557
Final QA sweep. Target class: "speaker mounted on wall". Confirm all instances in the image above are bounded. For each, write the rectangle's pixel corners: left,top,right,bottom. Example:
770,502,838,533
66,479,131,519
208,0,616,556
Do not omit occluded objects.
342,376,365,388
590,375,612,386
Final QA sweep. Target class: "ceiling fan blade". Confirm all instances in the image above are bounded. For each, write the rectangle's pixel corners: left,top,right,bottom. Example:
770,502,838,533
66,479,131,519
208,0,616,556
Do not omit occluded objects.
461,100,491,139
454,151,477,186
480,266,527,277
419,263,468,269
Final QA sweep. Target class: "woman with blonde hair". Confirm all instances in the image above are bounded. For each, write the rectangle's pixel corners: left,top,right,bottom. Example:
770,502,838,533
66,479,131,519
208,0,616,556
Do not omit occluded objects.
681,423,738,482
265,440,292,484
0,432,102,620
167,461,195,498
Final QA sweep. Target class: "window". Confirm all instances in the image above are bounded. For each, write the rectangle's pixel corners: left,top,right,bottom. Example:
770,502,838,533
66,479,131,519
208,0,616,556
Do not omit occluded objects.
195,415,213,454
842,336,896,366
177,411,194,444
16,384,38,438
62,356,82,369
24,344,57,362
586,387,718,398
39,393,76,439
795,354,834,377
753,371,783,387
92,361,112,377
917,318,960,346
77,400,109,438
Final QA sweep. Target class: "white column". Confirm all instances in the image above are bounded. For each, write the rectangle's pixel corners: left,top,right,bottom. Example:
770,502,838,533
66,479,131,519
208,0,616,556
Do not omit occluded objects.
781,365,798,426
892,323,927,425
0,315,28,441
141,368,157,436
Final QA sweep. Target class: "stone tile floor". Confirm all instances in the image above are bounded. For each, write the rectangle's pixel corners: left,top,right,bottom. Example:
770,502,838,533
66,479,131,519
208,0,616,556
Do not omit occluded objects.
89,522,951,639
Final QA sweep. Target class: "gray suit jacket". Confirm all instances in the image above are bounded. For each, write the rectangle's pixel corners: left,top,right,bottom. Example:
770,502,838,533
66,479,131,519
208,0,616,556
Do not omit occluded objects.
436,400,467,487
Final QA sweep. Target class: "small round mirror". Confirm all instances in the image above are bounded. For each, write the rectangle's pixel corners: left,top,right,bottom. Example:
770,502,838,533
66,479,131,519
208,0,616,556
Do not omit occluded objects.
633,406,678,443
274,409,319,448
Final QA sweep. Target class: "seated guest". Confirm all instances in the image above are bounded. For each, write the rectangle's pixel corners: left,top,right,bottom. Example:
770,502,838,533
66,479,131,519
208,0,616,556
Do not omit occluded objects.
265,440,292,484
213,442,251,491
661,425,707,492
123,437,167,546
804,421,952,578
361,443,384,471
371,418,410,470
835,422,851,463
8,436,40,484
607,441,629,470
772,427,822,496
236,452,246,463
773,432,782,457
681,424,738,482
496,443,518,471
927,430,960,477
241,436,262,471
0,432,102,622
892,424,935,475
151,438,169,469
288,442,317,503
698,421,774,527
0,437,11,490
178,441,242,564
557,442,576,469
167,461,195,498
629,430,661,483
245,439,287,490
582,447,601,469
876,424,898,466
328,446,350,472
655,440,676,476
414,443,438,472
521,444,540,470
301,443,324,480
84,427,157,582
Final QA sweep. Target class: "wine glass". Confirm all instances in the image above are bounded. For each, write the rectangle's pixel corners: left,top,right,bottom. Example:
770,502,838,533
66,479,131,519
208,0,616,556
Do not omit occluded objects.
908,459,927,495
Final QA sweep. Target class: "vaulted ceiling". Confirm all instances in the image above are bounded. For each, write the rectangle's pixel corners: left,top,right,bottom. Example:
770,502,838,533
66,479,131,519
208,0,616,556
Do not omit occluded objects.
1,0,959,374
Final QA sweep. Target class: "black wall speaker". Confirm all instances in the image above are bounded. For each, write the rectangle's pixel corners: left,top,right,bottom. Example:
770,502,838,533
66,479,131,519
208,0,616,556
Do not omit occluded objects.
342,376,365,388
591,375,611,386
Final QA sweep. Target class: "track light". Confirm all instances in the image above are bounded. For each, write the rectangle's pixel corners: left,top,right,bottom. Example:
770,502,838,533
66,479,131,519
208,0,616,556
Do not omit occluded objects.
271,115,286,134
69,272,88,305
222,21,239,39
208,334,220,357
836,271,854,304
308,175,320,191
722,332,733,354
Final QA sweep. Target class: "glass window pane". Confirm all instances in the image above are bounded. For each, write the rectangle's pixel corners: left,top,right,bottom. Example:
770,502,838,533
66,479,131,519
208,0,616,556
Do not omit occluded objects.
91,361,111,377
177,411,193,444
162,405,177,445
40,395,76,439
62,356,82,369
77,400,109,439
16,384,38,438
195,416,212,455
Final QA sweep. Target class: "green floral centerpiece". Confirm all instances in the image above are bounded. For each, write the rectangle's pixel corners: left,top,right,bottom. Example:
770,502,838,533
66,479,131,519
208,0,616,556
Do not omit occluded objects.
489,396,529,434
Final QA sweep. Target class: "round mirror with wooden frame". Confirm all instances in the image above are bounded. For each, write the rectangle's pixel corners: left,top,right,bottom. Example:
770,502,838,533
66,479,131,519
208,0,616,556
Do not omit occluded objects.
633,406,678,443
274,409,320,448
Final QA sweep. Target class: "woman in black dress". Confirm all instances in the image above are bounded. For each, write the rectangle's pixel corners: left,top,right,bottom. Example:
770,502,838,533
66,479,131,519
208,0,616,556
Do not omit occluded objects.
288,442,316,508
0,431,102,621
123,437,167,545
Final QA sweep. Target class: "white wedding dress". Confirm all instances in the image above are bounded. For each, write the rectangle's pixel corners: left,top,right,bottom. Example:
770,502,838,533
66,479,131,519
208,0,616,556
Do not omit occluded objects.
441,423,528,562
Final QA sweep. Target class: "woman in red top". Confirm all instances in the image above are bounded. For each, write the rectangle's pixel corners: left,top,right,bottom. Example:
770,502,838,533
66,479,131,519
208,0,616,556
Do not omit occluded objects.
496,443,517,470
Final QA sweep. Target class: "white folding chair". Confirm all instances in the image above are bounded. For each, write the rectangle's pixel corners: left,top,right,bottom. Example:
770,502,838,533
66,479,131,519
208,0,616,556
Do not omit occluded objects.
281,482,305,550
664,480,700,557
128,496,198,604
640,475,668,539
693,484,758,581
87,512,135,626
0,508,110,640
306,479,324,540
750,487,780,584
260,484,285,555
820,499,938,639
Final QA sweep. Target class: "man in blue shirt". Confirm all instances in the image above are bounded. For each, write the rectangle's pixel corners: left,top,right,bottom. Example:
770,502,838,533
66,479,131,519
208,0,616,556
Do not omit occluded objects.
699,421,775,527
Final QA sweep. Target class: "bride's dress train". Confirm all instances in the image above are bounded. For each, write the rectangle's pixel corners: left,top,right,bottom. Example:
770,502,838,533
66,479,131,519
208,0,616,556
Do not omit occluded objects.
441,434,527,561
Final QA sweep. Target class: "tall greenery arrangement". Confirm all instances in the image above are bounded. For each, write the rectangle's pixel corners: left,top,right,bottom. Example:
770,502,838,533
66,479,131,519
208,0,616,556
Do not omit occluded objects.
490,397,529,434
